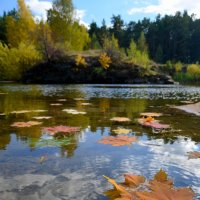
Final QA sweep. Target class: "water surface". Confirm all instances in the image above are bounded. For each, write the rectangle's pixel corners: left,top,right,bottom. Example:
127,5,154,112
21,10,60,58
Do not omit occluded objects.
0,84,200,200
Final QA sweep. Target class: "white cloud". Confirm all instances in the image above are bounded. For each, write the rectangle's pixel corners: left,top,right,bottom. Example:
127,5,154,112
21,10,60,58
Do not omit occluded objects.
25,0,88,27
26,0,52,21
128,0,200,17
74,9,89,28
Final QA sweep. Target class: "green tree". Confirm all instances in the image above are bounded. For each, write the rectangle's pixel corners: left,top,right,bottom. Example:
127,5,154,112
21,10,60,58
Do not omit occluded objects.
137,31,148,53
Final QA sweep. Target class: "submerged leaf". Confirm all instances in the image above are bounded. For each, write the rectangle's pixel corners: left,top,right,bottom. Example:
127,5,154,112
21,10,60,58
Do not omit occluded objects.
110,117,131,122
11,121,42,127
98,136,137,146
187,151,200,159
42,125,80,136
113,128,132,135
57,99,67,102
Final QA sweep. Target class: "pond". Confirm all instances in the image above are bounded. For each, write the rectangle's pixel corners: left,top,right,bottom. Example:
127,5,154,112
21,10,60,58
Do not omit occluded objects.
0,84,200,200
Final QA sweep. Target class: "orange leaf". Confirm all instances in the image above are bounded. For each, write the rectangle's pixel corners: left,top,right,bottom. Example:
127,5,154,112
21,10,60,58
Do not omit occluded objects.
124,174,145,187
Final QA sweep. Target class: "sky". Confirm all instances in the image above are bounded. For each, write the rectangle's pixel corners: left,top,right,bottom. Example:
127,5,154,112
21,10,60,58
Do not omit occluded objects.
1,0,200,27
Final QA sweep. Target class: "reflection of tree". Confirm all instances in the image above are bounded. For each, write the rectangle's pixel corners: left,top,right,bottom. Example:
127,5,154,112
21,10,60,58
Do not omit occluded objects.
0,133,10,150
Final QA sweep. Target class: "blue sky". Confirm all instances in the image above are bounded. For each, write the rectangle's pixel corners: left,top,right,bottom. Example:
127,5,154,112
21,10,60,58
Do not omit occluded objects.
0,0,200,26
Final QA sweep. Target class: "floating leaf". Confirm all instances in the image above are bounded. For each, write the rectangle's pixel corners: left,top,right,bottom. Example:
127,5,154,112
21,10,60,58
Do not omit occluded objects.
138,118,170,129
140,113,162,117
62,109,86,115
98,136,137,146
124,174,145,187
187,151,200,159
113,128,132,135
0,113,5,116
31,110,48,113
50,103,63,106
10,110,47,114
11,110,31,114
103,176,130,196
32,116,52,120
74,98,85,101
81,103,92,106
104,170,194,200
42,125,80,136
174,102,200,116
11,121,42,127
110,117,131,122
136,181,194,200
57,99,67,102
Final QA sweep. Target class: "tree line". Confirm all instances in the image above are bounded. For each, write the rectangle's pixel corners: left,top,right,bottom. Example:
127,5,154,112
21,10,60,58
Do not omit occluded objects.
0,0,200,82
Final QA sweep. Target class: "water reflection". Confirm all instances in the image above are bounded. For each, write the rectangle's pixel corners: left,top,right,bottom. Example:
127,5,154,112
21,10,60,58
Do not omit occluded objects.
0,84,200,199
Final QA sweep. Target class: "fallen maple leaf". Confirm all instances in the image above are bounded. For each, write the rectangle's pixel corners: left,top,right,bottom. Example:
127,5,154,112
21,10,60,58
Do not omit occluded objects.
124,174,145,187
11,121,42,127
98,136,137,146
104,169,194,200
112,128,132,135
42,125,80,136
187,151,200,159
136,181,194,200
110,117,131,122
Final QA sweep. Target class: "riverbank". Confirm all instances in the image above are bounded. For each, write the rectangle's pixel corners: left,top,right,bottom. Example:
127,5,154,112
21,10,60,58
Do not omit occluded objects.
22,54,175,84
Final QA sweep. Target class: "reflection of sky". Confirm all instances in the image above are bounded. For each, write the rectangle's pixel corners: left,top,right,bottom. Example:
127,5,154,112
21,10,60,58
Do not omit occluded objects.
118,137,200,197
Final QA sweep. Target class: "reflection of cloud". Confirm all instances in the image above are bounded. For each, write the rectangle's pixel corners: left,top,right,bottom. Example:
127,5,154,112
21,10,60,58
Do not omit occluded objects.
128,0,200,18
0,169,106,199
117,137,200,197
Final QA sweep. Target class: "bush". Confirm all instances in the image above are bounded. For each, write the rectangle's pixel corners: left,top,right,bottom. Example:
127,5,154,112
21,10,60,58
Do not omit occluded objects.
75,55,87,67
187,64,200,79
99,53,111,69
0,42,41,80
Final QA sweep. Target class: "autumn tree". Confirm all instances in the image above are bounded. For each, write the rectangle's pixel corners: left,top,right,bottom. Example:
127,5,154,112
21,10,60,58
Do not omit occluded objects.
6,0,36,47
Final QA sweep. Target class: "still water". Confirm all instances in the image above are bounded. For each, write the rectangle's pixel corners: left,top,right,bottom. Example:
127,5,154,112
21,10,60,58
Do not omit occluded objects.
0,84,200,200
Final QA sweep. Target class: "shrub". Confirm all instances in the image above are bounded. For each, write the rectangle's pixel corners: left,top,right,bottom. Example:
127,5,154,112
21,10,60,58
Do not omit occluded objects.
0,42,41,80
75,55,87,67
99,53,111,69
174,61,182,73
187,64,200,79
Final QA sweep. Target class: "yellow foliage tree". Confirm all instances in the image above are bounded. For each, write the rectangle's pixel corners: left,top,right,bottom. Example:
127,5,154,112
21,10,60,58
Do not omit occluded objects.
187,64,200,79
6,0,36,47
